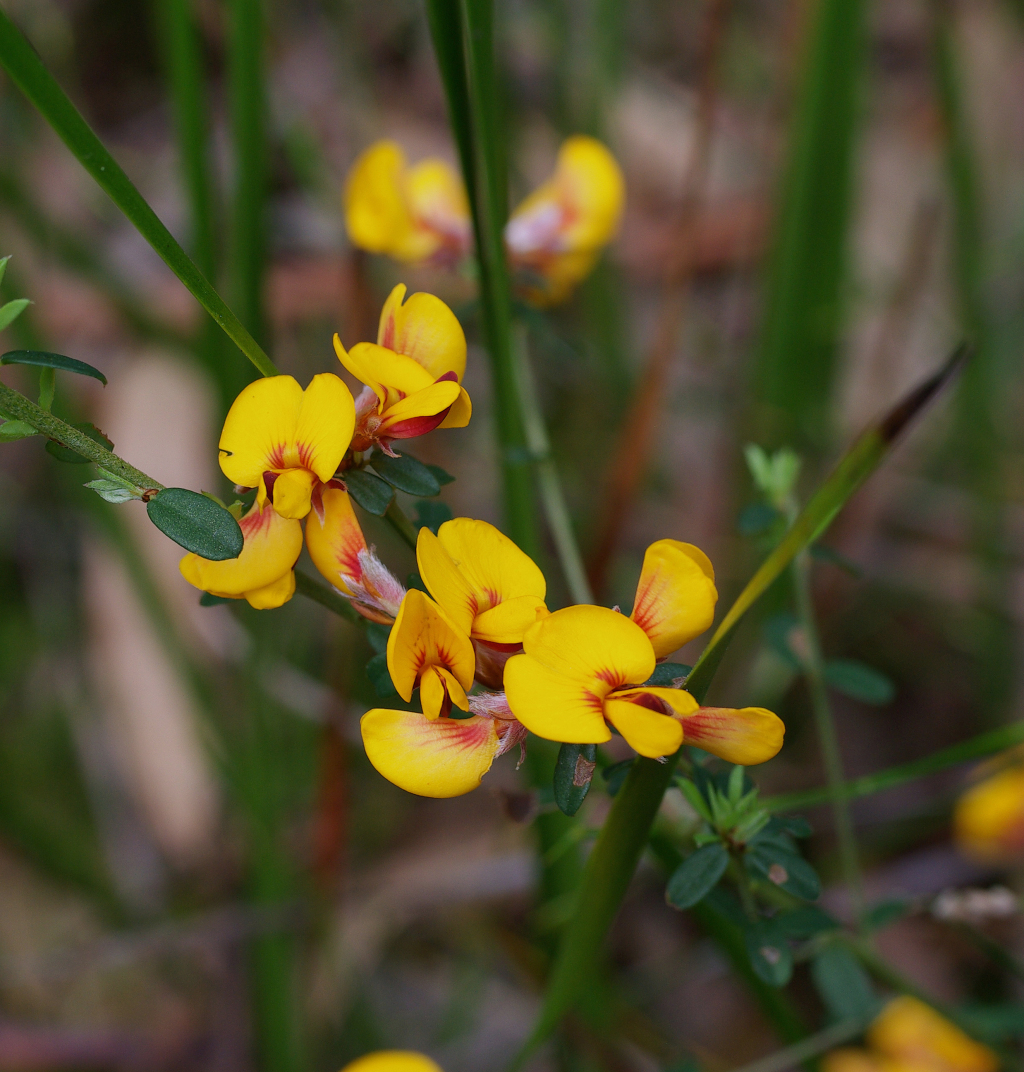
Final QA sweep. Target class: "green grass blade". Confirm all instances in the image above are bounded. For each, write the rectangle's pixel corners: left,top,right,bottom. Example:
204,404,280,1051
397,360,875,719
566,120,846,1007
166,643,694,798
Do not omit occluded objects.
0,8,277,379
752,0,868,451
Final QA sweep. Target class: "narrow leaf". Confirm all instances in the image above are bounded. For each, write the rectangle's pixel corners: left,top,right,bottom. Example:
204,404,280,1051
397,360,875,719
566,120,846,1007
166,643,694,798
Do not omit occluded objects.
345,469,395,516
665,843,729,910
146,487,244,560
0,419,37,441
372,452,442,497
426,463,455,486
774,906,840,939
84,478,138,504
2,349,106,385
811,946,880,1023
414,499,454,534
553,744,597,816
0,298,31,331
824,658,895,705
601,758,634,797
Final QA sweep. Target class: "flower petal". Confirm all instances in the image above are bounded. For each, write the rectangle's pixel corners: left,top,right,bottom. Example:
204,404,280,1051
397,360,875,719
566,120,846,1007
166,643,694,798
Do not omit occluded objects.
503,654,611,744
416,526,478,635
294,373,355,483
333,339,435,410
614,685,699,717
604,697,683,758
869,997,998,1072
305,487,367,593
521,605,655,688
272,467,317,519
386,589,476,703
406,158,471,249
218,375,304,487
630,539,718,658
473,594,549,645
179,502,303,601
342,1052,445,1072
378,284,467,383
953,766,1024,861
438,385,472,429
378,380,462,434
244,569,296,609
677,706,785,765
360,708,501,797
420,665,470,720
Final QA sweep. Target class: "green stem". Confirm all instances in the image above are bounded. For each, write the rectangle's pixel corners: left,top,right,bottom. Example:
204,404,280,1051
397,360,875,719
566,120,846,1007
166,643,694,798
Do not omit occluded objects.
0,8,277,379
513,326,593,604
792,550,863,918
764,720,1024,813
293,570,360,623
725,1020,863,1072
384,501,418,550
0,381,162,493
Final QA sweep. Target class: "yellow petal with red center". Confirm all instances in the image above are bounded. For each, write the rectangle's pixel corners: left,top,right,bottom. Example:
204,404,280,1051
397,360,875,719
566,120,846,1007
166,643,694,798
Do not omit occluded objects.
272,467,317,520
294,372,355,483
244,570,296,609
179,502,303,601
305,486,367,594
342,1053,444,1072
503,654,611,744
218,375,304,487
473,595,550,645
953,765,1024,861
676,705,784,766
416,526,477,635
378,284,467,383
386,589,475,703
333,339,435,411
407,158,470,247
603,697,683,758
419,665,470,720
378,380,462,436
869,997,997,1072
360,709,501,797
521,605,654,688
630,539,718,658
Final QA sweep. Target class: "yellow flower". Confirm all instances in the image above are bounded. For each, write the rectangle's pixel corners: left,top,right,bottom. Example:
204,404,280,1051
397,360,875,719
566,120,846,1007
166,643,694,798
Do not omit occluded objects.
219,373,355,520
504,541,783,761
341,1052,444,1072
868,997,997,1072
334,284,471,452
953,761,1024,861
179,500,303,609
387,589,476,719
505,135,625,305
344,140,471,265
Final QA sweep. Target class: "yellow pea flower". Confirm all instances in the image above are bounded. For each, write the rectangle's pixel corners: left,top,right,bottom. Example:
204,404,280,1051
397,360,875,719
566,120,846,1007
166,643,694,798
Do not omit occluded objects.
334,284,472,453
360,691,525,798
179,500,303,609
953,760,1024,861
505,135,625,306
630,539,718,657
344,140,472,265
342,1053,444,1072
386,589,475,719
219,373,355,520
867,997,997,1072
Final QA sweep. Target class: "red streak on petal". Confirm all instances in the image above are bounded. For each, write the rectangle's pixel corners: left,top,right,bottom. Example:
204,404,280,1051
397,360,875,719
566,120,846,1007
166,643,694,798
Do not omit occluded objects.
382,409,451,439
619,690,669,714
434,370,458,384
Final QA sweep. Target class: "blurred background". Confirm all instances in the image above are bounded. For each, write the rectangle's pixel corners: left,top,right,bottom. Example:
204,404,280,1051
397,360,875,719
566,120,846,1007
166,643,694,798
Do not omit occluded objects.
0,0,1023,1068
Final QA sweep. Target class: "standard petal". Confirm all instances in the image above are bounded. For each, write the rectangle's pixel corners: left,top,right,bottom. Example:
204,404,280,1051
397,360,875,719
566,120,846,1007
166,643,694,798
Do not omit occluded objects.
677,706,785,766
244,569,296,609
333,339,435,410
180,502,303,599
378,284,467,383
342,1052,444,1072
604,697,683,759
521,605,654,689
503,653,611,744
630,539,718,658
218,375,303,487
386,589,475,702
305,487,367,594
295,373,355,482
416,526,478,635
360,709,501,798
551,135,625,251
473,595,549,645
272,467,317,519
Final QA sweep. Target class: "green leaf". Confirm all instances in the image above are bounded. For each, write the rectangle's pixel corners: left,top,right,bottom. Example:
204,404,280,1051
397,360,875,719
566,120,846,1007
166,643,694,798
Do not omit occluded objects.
677,778,713,823
366,652,399,699
0,419,37,441
665,843,729,910
642,662,691,688
824,658,895,705
747,845,821,901
553,744,597,816
811,946,880,1023
372,451,442,497
199,592,234,606
426,463,455,486
601,758,633,797
776,815,812,838
0,255,8,287
744,919,793,987
763,612,802,668
45,422,114,463
414,499,454,534
1,349,107,385
146,488,244,560
84,478,138,504
773,906,840,939
737,501,781,536
345,469,395,516
861,897,912,932
0,298,31,332
810,542,863,576
364,621,391,655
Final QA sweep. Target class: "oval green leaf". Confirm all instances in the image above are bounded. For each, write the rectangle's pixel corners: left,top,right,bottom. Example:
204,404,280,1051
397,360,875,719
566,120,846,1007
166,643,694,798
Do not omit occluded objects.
744,919,793,987
366,652,399,699
0,418,38,441
746,845,822,901
824,658,895,705
811,946,880,1023
0,298,31,332
371,452,442,497
642,662,692,688
554,743,597,817
1,349,107,385
345,469,395,516
665,842,729,910
146,488,244,560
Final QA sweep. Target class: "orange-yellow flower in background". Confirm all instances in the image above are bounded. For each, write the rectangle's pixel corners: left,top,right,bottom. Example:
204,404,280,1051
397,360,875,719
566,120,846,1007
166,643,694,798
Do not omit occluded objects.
824,997,997,1072
387,589,475,719
179,500,303,609
630,539,718,658
334,284,471,452
953,760,1024,861
416,518,548,646
342,1052,444,1072
505,135,625,305
219,373,355,520
344,141,472,265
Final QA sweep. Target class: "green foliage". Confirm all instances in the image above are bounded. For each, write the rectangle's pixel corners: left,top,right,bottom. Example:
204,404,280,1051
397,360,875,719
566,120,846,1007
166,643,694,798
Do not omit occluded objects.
553,743,597,816
642,662,692,687
1,348,107,385
366,652,399,699
666,843,730,909
372,452,442,497
811,946,880,1023
745,918,794,987
824,658,896,706
345,470,396,515
146,487,245,559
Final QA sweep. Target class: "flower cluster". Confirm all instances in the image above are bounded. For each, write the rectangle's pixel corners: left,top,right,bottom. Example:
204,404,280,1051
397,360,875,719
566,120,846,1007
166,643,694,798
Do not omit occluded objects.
344,135,625,305
179,283,469,609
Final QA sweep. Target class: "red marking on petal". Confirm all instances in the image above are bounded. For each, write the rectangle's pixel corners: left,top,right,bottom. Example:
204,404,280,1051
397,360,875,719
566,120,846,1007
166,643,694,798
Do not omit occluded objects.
382,409,451,439
595,666,625,688
434,370,458,384
262,470,279,501
619,690,670,714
